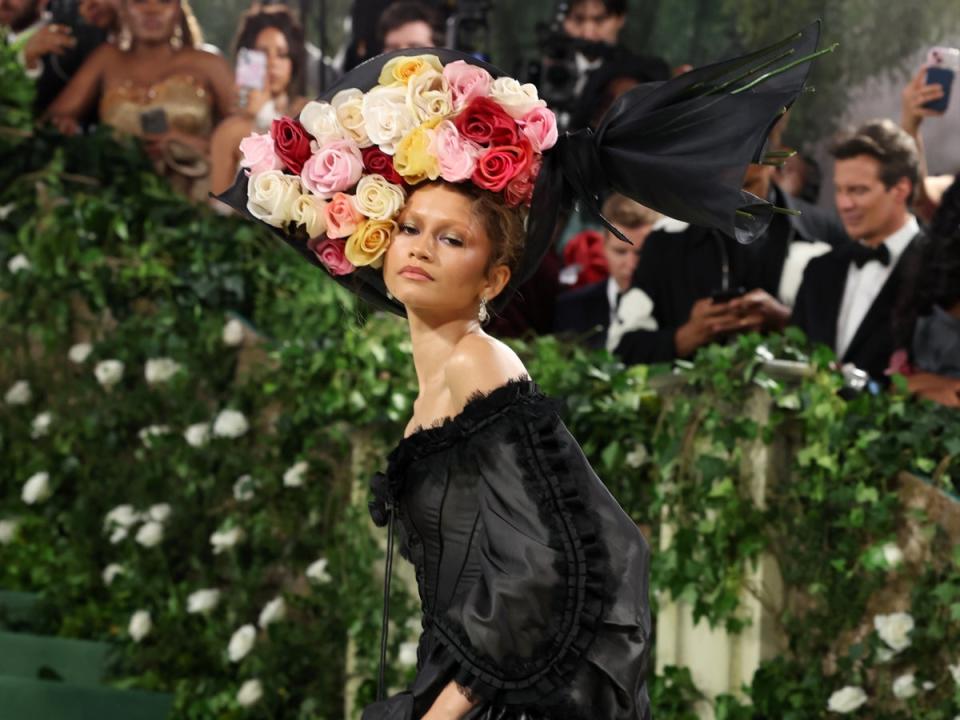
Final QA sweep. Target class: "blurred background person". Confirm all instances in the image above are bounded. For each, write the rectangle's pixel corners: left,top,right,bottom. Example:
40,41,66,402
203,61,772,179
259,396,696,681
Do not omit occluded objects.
378,0,441,52
44,0,235,202
210,4,307,196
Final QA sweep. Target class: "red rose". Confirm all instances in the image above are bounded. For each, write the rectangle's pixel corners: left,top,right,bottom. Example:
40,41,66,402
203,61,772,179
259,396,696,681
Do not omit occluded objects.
270,117,313,174
504,154,541,207
472,140,532,193
454,97,522,147
362,146,406,186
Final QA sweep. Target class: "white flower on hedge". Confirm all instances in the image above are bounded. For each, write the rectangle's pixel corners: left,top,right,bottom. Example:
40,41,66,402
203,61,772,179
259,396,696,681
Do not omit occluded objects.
922,681,934,691
882,543,904,568
135,521,164,547
184,423,210,448
258,596,286,628
5,380,32,406
950,661,960,685
128,610,152,642
94,359,124,388
7,253,31,273
22,471,52,504
213,409,249,439
102,563,125,586
306,557,331,584
104,504,138,530
398,641,418,668
236,679,263,707
187,588,221,614
625,445,648,469
876,646,896,663
148,503,172,523
874,612,914,652
30,411,53,439
228,624,256,662
110,526,128,544
211,526,245,554
222,318,245,347
144,358,182,385
68,342,93,364
892,673,917,699
233,475,255,502
138,425,171,448
0,519,18,544
827,686,867,714
283,461,308,487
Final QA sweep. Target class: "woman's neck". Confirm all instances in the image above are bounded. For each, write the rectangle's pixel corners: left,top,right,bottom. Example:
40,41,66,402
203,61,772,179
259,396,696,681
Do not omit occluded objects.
406,309,482,395
131,40,178,62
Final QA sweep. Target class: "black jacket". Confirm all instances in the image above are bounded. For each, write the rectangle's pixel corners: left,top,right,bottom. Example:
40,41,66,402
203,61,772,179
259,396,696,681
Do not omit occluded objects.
553,280,612,350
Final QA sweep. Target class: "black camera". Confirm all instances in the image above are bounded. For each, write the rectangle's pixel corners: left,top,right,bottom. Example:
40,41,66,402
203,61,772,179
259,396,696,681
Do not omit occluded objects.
445,0,493,59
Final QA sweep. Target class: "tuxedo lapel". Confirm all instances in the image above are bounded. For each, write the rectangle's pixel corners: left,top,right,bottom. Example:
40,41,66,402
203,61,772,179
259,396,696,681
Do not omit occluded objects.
813,251,850,348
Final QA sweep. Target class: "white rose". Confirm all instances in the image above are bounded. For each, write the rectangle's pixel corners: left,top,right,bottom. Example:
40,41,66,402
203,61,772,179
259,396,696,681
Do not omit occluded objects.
187,588,221,614
30,411,53,439
211,526,245,554
22,471,52,505
104,504,138,530
827,686,867,714
353,174,406,221
128,610,152,642
258,596,286,628
949,661,960,685
68,342,93,364
213,409,249,439
246,170,302,228
228,624,256,662
398,641,419,668
892,673,917,699
236,679,263,707
5,380,32,405
489,76,546,118
94,359,124,388
625,444,648,469
110,526,129,544
135,520,164,547
139,424,171,448
0,519,19,544
362,84,417,155
7,253,31,273
148,503,172,523
882,543,904,568
144,357,182,385
406,69,452,123
332,88,372,147
283,460,309,487
184,423,211,448
874,612,914,652
233,475,255,502
306,557,331,584
299,100,345,146
102,563,125,586
222,318,245,347
291,193,329,238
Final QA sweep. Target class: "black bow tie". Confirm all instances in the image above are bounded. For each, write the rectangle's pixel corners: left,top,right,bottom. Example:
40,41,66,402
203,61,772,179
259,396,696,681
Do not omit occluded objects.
848,242,891,268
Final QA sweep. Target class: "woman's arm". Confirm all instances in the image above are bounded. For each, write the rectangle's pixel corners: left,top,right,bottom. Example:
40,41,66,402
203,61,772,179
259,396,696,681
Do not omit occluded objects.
209,115,253,195
43,43,115,131
199,50,238,124
421,682,477,720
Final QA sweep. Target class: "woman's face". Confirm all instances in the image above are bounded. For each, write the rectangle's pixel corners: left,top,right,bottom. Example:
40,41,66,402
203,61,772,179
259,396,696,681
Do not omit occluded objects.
255,26,293,96
126,0,180,45
383,184,509,319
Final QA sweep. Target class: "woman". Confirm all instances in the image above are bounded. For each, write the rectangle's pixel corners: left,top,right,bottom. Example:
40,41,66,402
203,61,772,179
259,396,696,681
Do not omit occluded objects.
216,24,827,718
209,5,309,196
45,0,235,201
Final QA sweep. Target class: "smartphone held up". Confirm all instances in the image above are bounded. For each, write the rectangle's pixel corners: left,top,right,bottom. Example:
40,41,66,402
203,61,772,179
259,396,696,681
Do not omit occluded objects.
923,46,959,113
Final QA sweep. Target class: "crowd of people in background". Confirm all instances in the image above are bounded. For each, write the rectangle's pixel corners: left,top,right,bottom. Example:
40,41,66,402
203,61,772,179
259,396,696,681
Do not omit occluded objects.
2,0,958,406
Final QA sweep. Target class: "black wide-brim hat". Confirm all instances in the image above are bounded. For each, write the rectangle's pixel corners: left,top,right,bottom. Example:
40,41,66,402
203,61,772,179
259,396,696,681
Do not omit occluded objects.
217,21,827,317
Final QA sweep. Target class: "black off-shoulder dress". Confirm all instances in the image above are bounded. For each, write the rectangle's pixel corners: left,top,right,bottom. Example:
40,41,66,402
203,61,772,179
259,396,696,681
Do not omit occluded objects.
364,380,652,720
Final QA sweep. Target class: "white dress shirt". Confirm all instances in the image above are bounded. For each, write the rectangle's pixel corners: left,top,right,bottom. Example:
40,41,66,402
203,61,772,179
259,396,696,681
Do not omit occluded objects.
835,215,919,358
606,277,620,326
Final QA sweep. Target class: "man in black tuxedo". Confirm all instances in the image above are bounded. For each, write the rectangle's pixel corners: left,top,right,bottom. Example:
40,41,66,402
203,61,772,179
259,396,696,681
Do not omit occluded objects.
791,119,926,380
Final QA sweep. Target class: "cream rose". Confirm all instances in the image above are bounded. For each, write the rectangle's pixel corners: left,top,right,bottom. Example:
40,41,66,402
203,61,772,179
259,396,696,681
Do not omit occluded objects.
490,76,546,118
299,100,345,146
332,88,372,147
345,220,396,269
827,686,867,714
292,193,329,238
874,611,914,652
362,84,417,155
406,69,453,123
353,174,406,220
246,170,302,229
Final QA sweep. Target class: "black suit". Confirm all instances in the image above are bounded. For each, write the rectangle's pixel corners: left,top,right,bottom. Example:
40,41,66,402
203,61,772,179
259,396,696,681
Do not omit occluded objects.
553,280,613,350
791,232,927,380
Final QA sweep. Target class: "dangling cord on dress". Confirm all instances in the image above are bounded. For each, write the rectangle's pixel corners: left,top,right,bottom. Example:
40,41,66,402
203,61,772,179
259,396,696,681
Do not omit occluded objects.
377,503,396,701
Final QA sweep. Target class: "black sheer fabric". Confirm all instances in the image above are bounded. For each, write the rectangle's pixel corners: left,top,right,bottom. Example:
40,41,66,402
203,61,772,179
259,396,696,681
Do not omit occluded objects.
364,380,651,720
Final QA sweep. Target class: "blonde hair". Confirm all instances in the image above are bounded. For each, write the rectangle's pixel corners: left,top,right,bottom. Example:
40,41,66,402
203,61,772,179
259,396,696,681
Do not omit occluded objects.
601,193,659,229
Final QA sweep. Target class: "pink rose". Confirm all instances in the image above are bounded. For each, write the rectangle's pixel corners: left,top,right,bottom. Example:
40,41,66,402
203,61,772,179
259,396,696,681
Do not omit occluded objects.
300,139,364,199
309,237,355,276
430,121,482,183
324,192,363,239
518,106,558,152
239,132,283,175
443,60,493,112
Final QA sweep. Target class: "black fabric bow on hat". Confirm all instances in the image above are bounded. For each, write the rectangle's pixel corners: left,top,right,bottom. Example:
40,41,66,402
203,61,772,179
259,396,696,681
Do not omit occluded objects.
846,242,892,268
216,21,830,317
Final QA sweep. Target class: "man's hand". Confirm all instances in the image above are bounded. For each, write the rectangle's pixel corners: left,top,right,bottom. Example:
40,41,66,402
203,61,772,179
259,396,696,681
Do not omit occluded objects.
23,24,76,70
901,67,945,134
674,297,742,358
729,289,791,332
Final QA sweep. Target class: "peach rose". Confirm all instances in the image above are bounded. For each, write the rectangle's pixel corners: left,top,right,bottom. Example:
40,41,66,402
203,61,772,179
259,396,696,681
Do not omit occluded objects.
324,192,363,239
309,237,355,276
345,220,396,268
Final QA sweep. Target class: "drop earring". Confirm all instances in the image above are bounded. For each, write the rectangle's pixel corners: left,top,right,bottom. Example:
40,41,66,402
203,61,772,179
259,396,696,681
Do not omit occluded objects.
478,297,489,324
170,22,184,49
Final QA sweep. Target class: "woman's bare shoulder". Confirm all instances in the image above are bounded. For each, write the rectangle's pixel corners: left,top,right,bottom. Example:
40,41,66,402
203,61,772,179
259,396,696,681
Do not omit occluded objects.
445,334,529,411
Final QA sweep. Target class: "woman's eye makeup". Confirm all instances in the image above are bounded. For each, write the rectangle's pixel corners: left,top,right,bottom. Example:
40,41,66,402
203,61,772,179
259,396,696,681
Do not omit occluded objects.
441,235,464,247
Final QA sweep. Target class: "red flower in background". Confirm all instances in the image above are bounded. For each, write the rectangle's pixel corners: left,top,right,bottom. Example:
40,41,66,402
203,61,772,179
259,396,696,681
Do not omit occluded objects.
455,97,522,147
361,146,406,186
270,117,313,174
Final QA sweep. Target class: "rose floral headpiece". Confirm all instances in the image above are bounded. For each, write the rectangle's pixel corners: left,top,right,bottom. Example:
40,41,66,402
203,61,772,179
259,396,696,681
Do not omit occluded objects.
217,24,831,317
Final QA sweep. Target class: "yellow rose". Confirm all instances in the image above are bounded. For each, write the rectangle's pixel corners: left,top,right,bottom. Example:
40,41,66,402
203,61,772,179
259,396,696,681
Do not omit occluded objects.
353,174,406,220
345,219,396,268
393,120,442,185
378,54,443,86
